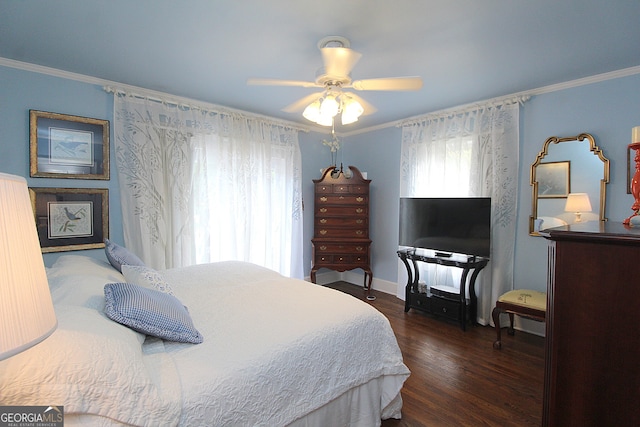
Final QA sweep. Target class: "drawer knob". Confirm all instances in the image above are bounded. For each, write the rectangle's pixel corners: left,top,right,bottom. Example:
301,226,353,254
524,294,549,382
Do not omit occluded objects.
442,307,448,313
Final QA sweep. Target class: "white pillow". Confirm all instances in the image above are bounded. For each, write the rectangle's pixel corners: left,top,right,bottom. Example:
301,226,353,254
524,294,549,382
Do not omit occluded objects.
47,255,145,344
122,265,175,295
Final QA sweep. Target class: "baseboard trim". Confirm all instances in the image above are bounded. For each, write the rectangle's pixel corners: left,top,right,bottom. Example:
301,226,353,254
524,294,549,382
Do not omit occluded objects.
305,270,398,296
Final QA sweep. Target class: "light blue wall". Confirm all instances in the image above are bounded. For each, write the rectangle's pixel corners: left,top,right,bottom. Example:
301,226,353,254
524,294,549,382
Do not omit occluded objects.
0,65,122,266
300,73,640,294
2,63,639,288
515,73,640,291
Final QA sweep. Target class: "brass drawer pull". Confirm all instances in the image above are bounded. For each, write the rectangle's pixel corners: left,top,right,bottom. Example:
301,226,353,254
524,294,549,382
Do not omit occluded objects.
320,219,327,224
356,197,364,202
319,246,327,251
356,246,364,251
355,230,363,235
320,196,327,202
355,208,363,214
320,208,327,213
356,219,363,224
320,230,327,235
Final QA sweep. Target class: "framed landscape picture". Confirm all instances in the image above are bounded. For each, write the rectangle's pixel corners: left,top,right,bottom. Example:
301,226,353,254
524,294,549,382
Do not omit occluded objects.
30,110,110,180
537,161,570,198
29,187,109,253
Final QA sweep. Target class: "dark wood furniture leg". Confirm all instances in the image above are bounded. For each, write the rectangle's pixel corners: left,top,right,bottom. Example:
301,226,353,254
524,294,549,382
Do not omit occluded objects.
493,300,545,350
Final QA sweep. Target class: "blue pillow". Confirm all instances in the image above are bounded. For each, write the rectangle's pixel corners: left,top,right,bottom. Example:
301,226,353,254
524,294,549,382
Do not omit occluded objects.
104,239,145,272
104,282,203,344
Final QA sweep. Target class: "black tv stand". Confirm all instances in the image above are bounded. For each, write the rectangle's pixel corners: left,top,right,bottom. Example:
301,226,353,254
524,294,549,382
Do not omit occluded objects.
397,248,489,330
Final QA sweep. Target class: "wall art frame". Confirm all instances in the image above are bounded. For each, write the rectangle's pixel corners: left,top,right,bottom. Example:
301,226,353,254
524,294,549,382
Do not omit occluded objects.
536,161,570,198
29,187,109,253
30,110,110,180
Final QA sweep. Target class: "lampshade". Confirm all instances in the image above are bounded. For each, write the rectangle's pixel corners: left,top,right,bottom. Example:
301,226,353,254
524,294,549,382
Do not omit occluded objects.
341,96,364,125
564,192,592,223
302,100,321,123
0,172,57,361
319,93,339,118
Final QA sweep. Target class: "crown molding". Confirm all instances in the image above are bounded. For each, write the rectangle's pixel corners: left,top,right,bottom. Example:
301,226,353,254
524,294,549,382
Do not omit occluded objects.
342,65,640,137
0,57,312,132
2,57,638,138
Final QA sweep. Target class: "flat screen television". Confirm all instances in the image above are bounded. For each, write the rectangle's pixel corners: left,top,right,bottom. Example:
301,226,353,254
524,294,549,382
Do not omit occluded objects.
399,197,491,258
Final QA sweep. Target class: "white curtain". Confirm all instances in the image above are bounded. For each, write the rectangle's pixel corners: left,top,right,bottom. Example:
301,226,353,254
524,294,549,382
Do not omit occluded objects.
112,92,304,278
399,99,526,325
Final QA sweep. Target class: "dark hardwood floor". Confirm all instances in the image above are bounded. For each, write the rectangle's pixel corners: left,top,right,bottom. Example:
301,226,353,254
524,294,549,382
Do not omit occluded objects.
325,281,545,427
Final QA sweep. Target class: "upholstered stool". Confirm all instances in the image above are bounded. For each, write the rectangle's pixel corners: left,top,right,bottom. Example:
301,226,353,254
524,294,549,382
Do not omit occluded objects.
492,289,546,349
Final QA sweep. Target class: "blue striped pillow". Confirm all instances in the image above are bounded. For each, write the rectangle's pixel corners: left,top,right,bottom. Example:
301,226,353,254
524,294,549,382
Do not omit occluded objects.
104,282,203,344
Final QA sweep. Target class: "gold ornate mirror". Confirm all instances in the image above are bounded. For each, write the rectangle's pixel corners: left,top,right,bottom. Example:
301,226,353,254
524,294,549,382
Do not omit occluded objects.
529,133,609,235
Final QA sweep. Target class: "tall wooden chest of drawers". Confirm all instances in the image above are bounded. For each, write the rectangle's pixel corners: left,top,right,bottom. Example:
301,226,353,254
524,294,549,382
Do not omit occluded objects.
310,165,372,290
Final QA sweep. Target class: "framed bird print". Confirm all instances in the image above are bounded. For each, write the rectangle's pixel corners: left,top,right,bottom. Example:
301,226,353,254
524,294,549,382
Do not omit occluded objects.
29,110,110,180
29,187,109,253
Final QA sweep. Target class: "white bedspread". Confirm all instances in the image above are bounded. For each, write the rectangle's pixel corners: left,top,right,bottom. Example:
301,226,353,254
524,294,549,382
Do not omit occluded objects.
162,261,410,426
0,256,409,426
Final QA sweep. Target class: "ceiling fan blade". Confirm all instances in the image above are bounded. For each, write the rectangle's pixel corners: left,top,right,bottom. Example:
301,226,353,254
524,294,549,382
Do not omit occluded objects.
247,78,320,88
321,47,362,78
344,92,377,116
282,92,325,113
349,76,423,91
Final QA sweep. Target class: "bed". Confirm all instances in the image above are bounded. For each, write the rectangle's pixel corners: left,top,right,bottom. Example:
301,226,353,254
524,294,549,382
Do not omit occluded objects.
0,253,410,426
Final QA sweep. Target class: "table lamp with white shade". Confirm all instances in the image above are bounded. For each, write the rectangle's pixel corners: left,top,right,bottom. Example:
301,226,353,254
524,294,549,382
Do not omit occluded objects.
0,172,57,361
564,192,592,223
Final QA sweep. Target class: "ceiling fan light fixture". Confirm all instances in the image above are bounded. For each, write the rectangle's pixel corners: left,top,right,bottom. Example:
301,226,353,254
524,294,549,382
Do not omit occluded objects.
316,114,334,127
319,93,339,118
341,96,364,125
302,100,322,122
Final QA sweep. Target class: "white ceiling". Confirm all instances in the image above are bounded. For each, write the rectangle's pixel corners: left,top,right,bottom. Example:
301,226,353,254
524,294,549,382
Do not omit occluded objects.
1,0,640,131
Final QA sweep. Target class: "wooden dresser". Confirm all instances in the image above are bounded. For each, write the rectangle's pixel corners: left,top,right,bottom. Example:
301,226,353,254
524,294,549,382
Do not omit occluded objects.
310,165,372,291
543,222,640,426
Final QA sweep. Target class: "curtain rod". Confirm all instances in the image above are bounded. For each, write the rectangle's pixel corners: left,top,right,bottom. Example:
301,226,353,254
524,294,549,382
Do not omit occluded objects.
103,85,310,133
398,95,531,127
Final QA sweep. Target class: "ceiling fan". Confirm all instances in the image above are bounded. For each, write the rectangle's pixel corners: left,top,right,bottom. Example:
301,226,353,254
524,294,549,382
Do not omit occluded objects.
247,36,423,126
